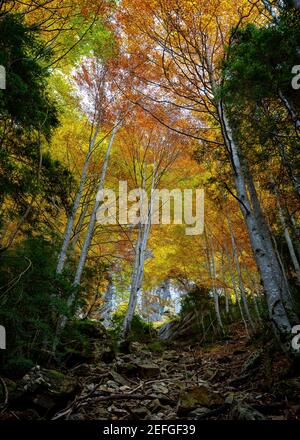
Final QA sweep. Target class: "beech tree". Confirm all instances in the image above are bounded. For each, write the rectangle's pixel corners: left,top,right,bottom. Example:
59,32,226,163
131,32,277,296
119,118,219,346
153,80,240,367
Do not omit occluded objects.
119,120,180,341
119,0,299,355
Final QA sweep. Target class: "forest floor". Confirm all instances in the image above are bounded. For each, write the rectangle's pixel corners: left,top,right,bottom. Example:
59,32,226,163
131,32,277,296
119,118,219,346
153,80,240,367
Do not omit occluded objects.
1,323,300,420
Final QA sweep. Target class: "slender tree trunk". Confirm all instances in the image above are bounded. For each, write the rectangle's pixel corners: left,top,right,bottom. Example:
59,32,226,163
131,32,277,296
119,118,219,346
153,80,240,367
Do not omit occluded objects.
56,125,100,274
122,223,151,339
122,171,156,340
290,214,300,259
201,314,205,337
218,104,294,352
55,123,118,338
247,171,298,319
262,0,279,19
73,123,119,289
101,272,114,327
71,183,96,250
225,291,229,314
274,188,300,285
277,141,300,198
245,267,262,323
221,252,229,313
224,244,249,336
226,211,256,333
123,224,143,339
278,89,300,134
209,312,217,340
204,228,224,332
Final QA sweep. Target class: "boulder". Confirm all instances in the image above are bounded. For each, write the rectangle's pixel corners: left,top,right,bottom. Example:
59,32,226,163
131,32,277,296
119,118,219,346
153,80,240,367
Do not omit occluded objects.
63,320,115,366
21,367,77,397
13,366,78,414
158,311,205,341
137,363,160,379
116,362,138,377
177,384,224,416
131,406,151,418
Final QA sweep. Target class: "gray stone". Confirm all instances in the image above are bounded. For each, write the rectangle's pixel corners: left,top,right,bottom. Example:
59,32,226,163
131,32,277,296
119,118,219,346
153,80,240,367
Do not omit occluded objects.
137,363,160,379
177,384,224,416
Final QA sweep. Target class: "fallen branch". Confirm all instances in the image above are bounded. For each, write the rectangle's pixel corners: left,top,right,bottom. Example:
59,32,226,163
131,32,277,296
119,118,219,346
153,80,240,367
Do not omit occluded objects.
91,393,169,403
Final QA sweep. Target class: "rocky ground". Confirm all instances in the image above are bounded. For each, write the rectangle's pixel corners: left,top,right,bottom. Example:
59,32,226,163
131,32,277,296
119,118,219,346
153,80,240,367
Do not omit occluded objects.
1,323,300,421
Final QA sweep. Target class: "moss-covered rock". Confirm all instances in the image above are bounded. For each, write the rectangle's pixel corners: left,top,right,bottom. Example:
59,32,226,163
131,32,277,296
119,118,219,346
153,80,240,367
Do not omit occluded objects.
61,319,115,366
137,363,160,379
21,366,78,397
116,362,138,377
2,366,78,416
177,384,224,416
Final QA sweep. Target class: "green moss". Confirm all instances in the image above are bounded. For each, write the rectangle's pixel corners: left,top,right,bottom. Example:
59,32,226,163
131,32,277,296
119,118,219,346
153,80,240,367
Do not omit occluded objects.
146,341,166,353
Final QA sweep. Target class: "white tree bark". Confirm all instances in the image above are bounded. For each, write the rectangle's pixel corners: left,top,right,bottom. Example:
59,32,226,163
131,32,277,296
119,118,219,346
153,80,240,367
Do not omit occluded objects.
245,267,262,323
225,245,249,336
218,104,294,351
204,228,224,332
55,123,119,336
122,223,144,339
221,251,233,317
277,206,300,285
275,189,300,285
101,272,114,327
226,211,256,333
278,89,300,133
56,125,100,275
122,171,156,340
73,123,119,289
70,185,95,250
247,171,297,319
277,141,300,198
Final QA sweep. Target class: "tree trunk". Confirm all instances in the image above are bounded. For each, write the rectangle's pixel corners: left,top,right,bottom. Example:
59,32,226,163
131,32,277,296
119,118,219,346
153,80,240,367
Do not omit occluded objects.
277,141,300,198
226,211,256,333
224,244,249,336
73,123,119,289
122,168,156,340
55,123,118,338
290,214,300,259
70,184,96,250
204,228,224,332
218,104,294,353
278,89,300,133
245,267,262,323
274,187,300,285
247,171,298,320
56,125,100,275
101,272,114,327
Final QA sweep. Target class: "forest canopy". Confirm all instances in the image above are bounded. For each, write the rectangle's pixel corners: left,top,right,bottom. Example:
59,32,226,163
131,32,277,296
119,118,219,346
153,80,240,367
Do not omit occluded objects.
0,0,300,424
